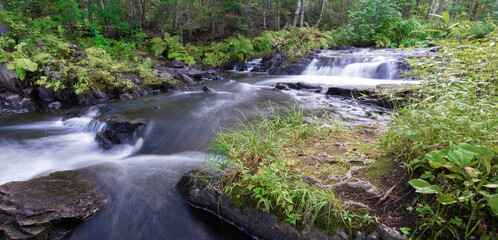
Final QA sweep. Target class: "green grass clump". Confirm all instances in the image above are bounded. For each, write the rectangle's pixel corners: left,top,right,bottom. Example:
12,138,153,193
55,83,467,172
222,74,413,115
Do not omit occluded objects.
381,29,498,239
204,105,353,232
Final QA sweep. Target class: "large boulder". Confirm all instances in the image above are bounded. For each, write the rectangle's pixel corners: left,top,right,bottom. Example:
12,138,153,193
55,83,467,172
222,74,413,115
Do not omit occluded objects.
95,115,147,149
0,169,108,240
0,63,26,97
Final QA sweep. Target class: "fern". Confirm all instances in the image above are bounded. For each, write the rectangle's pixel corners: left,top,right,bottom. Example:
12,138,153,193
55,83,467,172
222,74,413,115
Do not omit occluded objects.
85,47,111,67
151,37,167,56
7,58,38,80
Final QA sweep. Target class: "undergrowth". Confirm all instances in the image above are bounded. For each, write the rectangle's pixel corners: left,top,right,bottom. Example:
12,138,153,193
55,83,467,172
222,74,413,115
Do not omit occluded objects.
203,105,378,234
381,28,498,239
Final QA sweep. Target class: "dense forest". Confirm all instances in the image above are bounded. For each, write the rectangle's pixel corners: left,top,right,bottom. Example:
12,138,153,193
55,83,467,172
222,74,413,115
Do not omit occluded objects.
0,0,496,240
2,0,497,43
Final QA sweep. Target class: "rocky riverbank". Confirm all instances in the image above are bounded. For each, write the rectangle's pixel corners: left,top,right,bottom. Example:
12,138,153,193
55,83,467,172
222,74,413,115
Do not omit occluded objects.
0,55,223,112
0,169,108,240
176,117,415,240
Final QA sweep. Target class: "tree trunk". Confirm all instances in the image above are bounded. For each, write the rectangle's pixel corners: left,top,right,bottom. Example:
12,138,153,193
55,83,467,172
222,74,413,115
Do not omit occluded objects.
0,0,8,36
186,5,192,40
211,0,216,34
315,0,327,27
174,0,181,31
300,0,305,28
276,0,280,30
403,0,413,18
426,0,434,20
293,0,301,27
436,0,447,15
127,0,133,32
263,0,267,28
87,0,93,25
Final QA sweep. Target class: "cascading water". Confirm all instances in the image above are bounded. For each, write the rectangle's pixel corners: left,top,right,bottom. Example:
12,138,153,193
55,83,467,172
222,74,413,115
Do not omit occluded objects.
302,49,415,79
0,48,422,239
231,58,262,72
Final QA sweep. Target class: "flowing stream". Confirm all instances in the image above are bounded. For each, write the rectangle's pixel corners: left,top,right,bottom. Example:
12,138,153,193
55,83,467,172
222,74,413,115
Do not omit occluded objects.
0,48,422,239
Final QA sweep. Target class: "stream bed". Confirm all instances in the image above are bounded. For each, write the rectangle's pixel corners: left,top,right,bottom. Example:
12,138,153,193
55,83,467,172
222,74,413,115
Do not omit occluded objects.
0,48,423,239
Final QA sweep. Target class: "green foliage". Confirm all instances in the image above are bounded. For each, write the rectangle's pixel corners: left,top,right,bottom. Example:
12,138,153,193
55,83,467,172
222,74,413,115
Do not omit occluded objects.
85,47,112,67
8,58,38,80
151,33,195,66
382,29,498,239
347,0,402,46
225,34,254,61
204,105,354,231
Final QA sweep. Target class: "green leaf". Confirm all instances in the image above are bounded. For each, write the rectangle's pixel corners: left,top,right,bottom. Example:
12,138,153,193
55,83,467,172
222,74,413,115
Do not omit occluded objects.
437,194,457,205
479,190,493,198
488,196,498,216
483,182,498,188
464,167,479,178
409,179,440,194
458,190,474,202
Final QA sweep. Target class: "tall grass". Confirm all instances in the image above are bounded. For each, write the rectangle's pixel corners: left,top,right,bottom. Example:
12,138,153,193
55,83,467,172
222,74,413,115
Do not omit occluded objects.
204,104,348,230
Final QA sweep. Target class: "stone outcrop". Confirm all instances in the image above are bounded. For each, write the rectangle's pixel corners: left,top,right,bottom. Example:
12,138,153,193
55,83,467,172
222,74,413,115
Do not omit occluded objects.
0,63,26,97
252,52,316,75
177,170,338,240
275,82,322,93
177,170,409,240
95,115,146,150
0,169,108,240
326,84,413,109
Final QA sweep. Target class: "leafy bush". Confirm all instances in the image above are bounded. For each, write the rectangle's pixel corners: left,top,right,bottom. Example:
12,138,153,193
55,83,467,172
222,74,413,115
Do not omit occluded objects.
347,0,402,46
151,33,195,66
382,30,498,239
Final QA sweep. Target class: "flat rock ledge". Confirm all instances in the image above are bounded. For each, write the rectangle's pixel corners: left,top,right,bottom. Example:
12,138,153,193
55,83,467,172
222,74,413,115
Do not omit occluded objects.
0,169,109,240
177,170,404,240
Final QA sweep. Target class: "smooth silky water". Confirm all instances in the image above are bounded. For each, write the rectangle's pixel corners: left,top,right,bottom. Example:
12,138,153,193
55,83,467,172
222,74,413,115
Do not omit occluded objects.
0,49,421,239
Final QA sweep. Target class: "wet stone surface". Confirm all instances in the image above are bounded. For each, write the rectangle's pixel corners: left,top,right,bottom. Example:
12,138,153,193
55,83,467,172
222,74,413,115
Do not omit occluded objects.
0,169,108,240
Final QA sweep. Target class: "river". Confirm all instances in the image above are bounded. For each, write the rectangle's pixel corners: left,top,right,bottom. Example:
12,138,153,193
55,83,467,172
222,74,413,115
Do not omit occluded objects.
0,48,423,239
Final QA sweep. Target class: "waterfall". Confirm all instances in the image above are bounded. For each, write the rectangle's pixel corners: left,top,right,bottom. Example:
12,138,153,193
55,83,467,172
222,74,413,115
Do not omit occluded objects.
302,50,401,79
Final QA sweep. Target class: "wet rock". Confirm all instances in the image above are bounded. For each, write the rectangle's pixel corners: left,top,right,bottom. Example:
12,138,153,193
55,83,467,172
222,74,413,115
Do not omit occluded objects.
173,72,196,86
325,85,411,109
326,87,375,99
0,91,36,111
255,53,283,73
168,60,185,68
430,47,441,52
254,52,315,75
43,67,63,80
219,61,245,71
69,44,82,52
0,169,108,240
275,82,322,92
95,115,146,150
177,170,335,240
376,224,407,240
0,63,26,97
48,101,61,110
119,93,134,100
202,86,216,92
200,69,224,81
